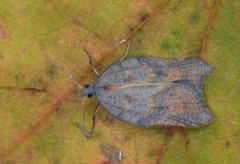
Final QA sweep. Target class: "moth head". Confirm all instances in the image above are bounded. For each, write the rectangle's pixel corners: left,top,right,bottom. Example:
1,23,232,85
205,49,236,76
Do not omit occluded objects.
78,84,95,98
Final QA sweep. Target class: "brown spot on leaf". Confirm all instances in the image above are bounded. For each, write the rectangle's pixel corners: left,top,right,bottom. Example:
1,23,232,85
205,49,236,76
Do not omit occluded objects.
99,159,110,164
71,18,81,26
102,115,114,126
136,0,149,6
112,131,127,144
235,156,240,161
202,0,210,7
0,24,8,40
129,27,134,32
0,53,4,59
140,13,150,22
46,64,58,79
123,1,170,42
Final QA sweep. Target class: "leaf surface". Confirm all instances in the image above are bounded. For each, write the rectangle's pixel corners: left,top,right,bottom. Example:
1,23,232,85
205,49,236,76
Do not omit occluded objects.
0,0,239,163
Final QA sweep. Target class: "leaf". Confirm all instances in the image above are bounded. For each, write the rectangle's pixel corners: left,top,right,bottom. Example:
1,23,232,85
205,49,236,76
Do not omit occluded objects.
0,0,239,163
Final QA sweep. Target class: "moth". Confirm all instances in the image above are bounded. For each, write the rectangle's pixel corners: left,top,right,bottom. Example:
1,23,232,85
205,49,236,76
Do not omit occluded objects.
78,44,214,136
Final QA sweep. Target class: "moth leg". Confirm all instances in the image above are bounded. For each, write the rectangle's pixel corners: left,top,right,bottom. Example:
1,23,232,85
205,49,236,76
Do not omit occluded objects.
90,102,100,135
75,102,100,139
119,41,131,61
75,123,92,139
83,49,99,77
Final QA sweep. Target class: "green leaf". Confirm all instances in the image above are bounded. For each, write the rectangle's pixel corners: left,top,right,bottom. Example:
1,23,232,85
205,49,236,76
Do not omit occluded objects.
0,0,239,163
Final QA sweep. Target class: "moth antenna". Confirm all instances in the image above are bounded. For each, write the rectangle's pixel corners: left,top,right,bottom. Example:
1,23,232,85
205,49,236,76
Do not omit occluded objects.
54,61,83,89
66,74,83,89
83,49,99,77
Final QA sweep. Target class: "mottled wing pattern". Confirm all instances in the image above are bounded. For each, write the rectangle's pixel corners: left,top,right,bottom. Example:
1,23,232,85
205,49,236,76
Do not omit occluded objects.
96,81,173,127
96,58,151,86
147,80,213,127
137,57,213,87
95,57,213,128
95,58,156,126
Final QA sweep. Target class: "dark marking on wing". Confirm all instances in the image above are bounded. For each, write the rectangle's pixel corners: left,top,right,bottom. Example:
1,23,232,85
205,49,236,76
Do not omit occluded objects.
136,57,213,87
148,80,213,127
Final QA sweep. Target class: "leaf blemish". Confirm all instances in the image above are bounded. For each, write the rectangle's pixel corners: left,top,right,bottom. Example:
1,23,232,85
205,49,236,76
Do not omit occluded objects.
0,24,8,40
189,12,201,24
46,64,58,79
140,13,150,22
225,141,229,146
71,18,81,26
